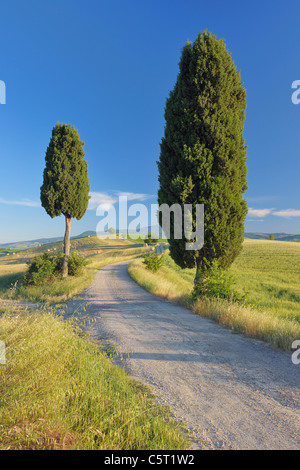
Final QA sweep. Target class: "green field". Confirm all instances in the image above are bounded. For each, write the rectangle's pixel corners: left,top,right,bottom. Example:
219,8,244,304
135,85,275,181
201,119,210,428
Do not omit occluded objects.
230,239,300,321
160,238,300,322
128,239,300,350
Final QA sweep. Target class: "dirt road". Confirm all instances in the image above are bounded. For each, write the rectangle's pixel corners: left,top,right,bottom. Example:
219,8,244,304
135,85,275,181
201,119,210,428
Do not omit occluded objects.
66,261,300,450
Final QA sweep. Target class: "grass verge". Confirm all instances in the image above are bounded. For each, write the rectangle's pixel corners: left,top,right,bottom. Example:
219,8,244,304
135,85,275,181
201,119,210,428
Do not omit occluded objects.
0,304,189,450
1,246,149,304
128,248,300,351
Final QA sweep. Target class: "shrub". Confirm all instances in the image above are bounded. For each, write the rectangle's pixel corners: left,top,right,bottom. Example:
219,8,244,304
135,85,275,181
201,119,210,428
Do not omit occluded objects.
24,253,57,285
193,260,245,302
24,252,88,285
67,251,88,276
142,252,164,272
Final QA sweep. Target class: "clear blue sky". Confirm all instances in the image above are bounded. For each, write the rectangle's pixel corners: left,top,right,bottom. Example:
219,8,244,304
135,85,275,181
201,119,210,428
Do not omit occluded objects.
1,0,300,243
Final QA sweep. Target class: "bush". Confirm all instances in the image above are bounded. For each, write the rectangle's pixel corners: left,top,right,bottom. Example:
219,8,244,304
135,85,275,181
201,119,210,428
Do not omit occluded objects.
142,252,164,272
193,260,245,302
24,252,87,285
67,251,88,276
24,253,57,285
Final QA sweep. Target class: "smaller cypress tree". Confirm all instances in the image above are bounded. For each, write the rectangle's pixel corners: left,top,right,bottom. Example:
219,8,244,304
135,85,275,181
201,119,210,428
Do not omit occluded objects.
40,123,90,278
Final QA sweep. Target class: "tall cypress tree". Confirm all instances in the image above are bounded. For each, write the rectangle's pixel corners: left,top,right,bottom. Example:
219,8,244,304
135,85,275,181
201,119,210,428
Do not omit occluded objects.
158,31,248,281
41,123,90,278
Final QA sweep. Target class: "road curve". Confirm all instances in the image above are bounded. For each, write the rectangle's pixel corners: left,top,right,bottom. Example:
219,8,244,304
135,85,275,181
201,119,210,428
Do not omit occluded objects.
66,261,300,450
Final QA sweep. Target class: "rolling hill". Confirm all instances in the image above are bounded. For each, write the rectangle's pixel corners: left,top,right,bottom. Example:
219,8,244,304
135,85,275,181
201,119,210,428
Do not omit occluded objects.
244,233,300,241
1,230,299,251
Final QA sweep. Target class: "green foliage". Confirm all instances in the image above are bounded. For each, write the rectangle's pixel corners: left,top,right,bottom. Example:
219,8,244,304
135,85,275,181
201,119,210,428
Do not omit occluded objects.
24,253,57,285
40,123,90,220
192,260,245,302
142,252,164,272
67,251,88,276
269,234,275,240
24,252,87,285
40,123,90,277
157,31,248,274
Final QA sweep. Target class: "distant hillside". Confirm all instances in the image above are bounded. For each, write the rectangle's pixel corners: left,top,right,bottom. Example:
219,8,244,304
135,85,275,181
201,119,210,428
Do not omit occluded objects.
73,231,97,239
2,230,299,251
0,231,97,250
0,227,162,250
244,233,300,242
0,237,64,250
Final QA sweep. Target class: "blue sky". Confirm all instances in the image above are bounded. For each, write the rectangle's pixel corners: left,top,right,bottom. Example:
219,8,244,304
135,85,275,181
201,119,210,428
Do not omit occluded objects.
1,0,300,243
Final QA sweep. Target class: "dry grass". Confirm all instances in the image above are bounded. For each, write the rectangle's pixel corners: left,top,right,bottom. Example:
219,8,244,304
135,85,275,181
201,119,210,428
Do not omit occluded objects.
0,304,189,450
0,238,150,303
128,241,300,351
128,258,193,307
192,297,300,351
0,237,189,450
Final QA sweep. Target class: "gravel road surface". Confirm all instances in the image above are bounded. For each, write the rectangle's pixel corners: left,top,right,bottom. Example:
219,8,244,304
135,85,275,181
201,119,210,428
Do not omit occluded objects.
66,261,300,450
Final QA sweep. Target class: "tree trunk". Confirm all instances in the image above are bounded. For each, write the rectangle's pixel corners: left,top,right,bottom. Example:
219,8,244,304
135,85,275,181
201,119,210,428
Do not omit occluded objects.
62,216,72,278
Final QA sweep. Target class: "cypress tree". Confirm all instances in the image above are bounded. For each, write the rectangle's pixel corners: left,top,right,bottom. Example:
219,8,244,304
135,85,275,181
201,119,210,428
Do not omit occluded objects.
41,123,90,278
157,31,248,282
